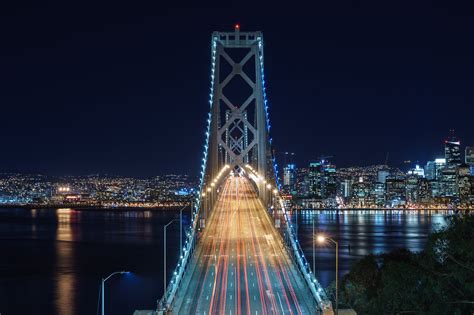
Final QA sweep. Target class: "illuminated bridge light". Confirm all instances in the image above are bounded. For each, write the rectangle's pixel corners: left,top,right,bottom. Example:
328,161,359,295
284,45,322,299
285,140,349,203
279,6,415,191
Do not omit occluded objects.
159,29,331,314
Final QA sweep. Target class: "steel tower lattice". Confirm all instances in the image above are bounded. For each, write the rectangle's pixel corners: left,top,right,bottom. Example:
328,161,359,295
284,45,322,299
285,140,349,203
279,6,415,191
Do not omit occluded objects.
201,26,277,203
157,27,332,315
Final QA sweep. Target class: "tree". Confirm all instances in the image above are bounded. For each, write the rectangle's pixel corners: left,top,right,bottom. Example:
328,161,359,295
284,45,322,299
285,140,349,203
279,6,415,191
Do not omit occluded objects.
336,213,474,314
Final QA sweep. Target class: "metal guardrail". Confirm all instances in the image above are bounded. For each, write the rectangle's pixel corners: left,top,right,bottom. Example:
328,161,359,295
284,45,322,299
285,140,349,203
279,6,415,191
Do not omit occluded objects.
157,186,333,314
157,204,200,312
275,202,333,313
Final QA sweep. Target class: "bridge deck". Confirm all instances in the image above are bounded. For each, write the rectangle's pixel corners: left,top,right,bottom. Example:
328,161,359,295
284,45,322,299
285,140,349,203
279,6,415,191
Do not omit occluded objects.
173,176,316,314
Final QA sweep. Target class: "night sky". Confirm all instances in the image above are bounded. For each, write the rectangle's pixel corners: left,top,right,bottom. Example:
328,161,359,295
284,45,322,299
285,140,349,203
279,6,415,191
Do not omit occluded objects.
1,1,473,177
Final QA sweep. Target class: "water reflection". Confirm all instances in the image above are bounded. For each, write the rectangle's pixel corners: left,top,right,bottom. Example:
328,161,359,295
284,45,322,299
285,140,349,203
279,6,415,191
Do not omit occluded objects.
56,208,81,242
55,208,78,314
293,209,448,287
0,207,449,314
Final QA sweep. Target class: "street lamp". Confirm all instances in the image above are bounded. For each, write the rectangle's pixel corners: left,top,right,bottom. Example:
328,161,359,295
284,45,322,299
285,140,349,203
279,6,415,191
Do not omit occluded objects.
317,234,339,315
207,187,212,211
272,188,278,211
164,219,178,295
201,192,206,221
178,205,188,254
312,218,316,278
101,271,130,315
266,183,272,206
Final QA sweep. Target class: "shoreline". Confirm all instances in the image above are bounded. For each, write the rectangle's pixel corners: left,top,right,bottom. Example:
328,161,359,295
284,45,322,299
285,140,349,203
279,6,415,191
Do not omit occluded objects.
0,204,188,211
0,204,467,212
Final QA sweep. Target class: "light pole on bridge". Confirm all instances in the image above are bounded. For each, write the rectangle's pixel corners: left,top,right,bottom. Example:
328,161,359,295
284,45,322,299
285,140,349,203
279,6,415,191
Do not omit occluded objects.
266,183,272,207
101,270,130,315
317,234,339,315
179,204,188,253
164,219,178,296
206,187,212,218
201,192,206,225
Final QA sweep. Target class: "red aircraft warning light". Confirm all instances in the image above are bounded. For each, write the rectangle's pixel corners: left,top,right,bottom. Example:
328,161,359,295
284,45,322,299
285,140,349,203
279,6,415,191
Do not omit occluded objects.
235,24,240,31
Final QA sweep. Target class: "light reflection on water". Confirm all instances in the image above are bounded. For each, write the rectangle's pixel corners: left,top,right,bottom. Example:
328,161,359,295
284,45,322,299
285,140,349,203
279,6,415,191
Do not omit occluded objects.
55,208,76,314
292,209,448,287
0,207,448,314
0,207,182,315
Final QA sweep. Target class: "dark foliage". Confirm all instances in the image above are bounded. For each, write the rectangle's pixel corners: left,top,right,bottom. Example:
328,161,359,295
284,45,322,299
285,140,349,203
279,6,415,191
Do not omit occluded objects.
333,213,474,315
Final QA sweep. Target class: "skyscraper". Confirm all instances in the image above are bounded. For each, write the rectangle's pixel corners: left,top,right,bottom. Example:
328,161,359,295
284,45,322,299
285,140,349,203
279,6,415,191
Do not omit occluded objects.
445,130,461,167
438,131,461,198
308,162,323,198
307,160,337,201
457,164,472,204
425,158,446,181
283,164,296,194
386,178,406,207
424,161,436,180
466,146,474,175
405,174,419,204
374,182,385,206
407,165,425,177
377,169,390,184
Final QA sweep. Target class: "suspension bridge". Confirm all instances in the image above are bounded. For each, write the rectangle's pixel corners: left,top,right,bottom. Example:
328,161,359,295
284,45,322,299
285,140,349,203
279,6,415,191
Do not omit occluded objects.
156,26,333,314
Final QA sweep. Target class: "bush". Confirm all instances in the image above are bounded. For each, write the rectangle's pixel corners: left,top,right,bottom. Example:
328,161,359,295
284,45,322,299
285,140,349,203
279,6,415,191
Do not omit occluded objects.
335,213,474,315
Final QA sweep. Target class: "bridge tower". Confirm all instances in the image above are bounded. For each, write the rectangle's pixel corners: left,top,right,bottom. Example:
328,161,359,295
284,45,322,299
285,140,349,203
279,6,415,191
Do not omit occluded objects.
157,28,333,314
203,25,276,204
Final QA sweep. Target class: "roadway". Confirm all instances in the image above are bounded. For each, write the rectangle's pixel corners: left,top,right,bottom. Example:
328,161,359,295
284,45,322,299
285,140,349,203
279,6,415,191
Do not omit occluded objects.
173,175,316,314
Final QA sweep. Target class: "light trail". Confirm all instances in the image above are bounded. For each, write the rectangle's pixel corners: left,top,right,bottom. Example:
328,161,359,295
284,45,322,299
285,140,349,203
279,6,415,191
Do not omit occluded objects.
173,176,315,314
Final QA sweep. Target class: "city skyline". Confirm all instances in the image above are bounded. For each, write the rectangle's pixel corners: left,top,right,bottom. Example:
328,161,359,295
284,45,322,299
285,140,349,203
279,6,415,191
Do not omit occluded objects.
0,10,473,314
1,1,474,176
2,130,471,208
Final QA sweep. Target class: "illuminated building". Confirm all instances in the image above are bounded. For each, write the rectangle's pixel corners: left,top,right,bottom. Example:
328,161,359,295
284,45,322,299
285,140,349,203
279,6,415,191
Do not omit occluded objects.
322,164,337,201
282,164,296,194
434,131,461,199
308,162,323,198
308,160,337,200
341,179,352,199
466,146,474,175
457,164,472,204
445,130,461,167
407,165,424,177
424,161,436,180
417,178,432,204
374,182,385,206
439,167,458,198
295,167,309,196
405,174,419,204
377,169,390,184
351,177,371,207
386,178,406,207
424,158,446,180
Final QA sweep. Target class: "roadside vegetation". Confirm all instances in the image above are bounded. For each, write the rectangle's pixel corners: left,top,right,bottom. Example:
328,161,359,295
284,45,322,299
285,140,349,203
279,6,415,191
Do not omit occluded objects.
327,213,474,314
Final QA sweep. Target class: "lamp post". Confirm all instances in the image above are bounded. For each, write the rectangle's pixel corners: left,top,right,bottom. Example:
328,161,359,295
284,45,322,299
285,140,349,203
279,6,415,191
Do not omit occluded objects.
312,218,315,276
266,183,272,207
317,235,339,315
201,192,206,222
206,187,211,213
295,208,298,237
101,271,130,315
263,180,267,204
179,205,187,252
164,219,178,295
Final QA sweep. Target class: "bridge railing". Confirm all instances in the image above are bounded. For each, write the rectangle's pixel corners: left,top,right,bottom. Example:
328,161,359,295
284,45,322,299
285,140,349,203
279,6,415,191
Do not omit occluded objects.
157,204,200,312
272,198,333,313
158,167,229,312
